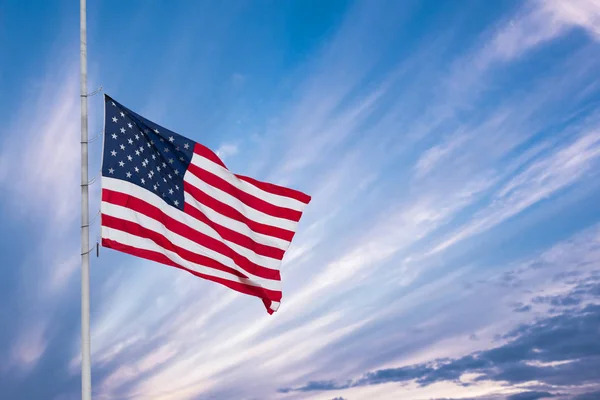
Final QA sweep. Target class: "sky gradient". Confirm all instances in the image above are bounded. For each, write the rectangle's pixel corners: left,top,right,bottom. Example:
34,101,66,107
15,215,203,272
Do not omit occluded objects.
1,0,600,399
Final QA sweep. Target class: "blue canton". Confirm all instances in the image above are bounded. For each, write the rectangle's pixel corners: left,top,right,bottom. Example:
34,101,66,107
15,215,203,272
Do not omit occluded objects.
102,95,195,210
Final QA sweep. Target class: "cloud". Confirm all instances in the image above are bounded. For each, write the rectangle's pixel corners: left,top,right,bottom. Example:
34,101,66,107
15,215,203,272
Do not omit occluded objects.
283,301,600,396
279,223,600,399
0,65,81,226
215,143,239,160
507,392,555,400
430,128,600,254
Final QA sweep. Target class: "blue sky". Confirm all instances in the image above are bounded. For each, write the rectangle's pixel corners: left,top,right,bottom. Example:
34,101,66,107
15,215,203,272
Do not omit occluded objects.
1,0,600,399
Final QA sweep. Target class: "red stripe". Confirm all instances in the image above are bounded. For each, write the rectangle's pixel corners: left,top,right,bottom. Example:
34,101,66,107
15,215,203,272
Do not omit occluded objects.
193,144,310,204
181,199,285,260
187,163,302,222
102,189,281,280
102,238,282,307
193,142,227,168
236,175,311,205
184,182,296,242
103,185,284,260
102,214,248,279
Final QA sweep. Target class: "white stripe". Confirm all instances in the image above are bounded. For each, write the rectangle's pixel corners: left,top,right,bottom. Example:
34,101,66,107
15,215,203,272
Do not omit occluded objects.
191,154,308,212
270,301,280,312
102,192,283,271
103,177,291,251
101,226,282,292
102,201,283,280
184,171,299,232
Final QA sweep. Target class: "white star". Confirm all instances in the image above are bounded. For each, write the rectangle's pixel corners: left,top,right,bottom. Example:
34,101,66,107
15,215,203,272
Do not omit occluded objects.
110,150,117,156
135,150,140,156
134,167,139,173
111,101,116,106
156,166,161,172
127,123,133,129
179,156,185,161
162,162,167,168
148,173,152,179
126,171,132,178
112,117,118,123
163,177,167,183
152,154,156,160
162,193,166,198
108,168,114,174
135,134,140,140
169,189,174,195
139,146,145,153
150,140,154,145
169,136,175,142
175,185,179,190
127,155,133,161
183,143,190,149
164,148,170,153
154,128,160,133
174,200,179,206
142,161,147,167
120,144,125,150
141,178,145,184
159,137,164,142
120,127,126,133
174,169,179,175
169,158,174,164
111,133,118,139
120,112,125,117
168,174,173,179
153,185,158,191
128,138,133,145
144,158,149,164
119,161,125,167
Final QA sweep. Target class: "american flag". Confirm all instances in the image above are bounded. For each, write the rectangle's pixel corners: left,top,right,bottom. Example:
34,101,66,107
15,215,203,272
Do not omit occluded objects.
100,95,311,314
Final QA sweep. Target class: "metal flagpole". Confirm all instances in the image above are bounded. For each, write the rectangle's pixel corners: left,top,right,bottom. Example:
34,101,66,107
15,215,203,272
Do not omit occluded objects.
80,0,92,398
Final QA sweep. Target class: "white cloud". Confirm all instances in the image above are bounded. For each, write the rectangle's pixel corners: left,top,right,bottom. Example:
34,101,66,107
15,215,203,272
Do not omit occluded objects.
215,143,239,161
0,67,81,225
431,129,600,254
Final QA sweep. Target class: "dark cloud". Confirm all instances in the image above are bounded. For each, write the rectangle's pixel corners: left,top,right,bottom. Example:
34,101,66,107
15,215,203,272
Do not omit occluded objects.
532,294,582,307
514,303,531,312
281,285,600,397
507,391,555,400
574,390,600,400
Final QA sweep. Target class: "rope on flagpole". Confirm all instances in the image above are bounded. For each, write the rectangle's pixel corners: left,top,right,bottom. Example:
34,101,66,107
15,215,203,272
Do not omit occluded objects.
84,131,103,143
81,86,103,97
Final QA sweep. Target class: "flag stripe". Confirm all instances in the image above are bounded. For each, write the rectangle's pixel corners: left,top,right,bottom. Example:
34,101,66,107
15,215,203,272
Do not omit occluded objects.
184,170,300,230
102,238,282,304
184,182,296,242
102,214,247,279
236,175,311,205
102,191,283,279
182,200,286,260
103,177,291,251
101,225,283,293
191,154,308,212
193,142,228,168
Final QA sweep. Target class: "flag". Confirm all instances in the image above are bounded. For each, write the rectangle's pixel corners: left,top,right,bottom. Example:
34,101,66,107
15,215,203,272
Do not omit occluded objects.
100,94,311,314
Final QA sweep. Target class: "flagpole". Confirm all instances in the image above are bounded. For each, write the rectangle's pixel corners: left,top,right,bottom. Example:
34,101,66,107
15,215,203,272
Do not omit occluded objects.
80,0,92,398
